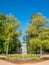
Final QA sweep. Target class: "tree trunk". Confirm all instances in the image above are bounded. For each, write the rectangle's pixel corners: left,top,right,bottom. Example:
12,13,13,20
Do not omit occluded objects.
6,42,9,55
40,45,42,55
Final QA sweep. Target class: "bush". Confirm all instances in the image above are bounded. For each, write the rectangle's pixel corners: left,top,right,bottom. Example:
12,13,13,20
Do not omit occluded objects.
6,54,42,60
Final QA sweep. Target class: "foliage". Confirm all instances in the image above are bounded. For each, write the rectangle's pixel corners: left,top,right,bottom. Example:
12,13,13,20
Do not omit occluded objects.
25,13,49,53
6,54,41,60
0,13,21,54
42,40,49,52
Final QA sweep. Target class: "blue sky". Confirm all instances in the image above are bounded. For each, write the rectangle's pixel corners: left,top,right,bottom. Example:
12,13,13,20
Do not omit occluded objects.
0,0,49,42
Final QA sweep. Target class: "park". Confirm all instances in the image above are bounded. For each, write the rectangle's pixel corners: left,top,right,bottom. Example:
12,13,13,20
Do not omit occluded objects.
0,0,49,65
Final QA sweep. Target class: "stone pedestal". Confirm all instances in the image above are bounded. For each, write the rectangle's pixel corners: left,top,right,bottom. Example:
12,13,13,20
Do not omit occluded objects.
21,43,27,54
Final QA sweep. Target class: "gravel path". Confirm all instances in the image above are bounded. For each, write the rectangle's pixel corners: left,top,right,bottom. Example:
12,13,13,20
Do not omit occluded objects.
0,59,49,65
21,60,49,65
0,59,17,65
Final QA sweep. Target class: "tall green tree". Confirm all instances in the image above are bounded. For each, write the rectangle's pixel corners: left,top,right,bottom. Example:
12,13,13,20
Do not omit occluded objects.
0,13,21,54
25,13,49,54
0,14,6,53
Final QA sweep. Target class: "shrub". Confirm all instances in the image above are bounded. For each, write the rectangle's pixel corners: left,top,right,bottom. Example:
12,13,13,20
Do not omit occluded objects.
6,54,42,60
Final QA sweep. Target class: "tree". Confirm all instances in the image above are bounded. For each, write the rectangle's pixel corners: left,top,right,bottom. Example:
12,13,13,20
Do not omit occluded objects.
0,14,6,53
25,13,49,54
0,13,21,54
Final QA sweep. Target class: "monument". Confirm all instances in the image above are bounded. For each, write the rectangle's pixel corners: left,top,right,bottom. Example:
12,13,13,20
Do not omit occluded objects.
21,43,27,54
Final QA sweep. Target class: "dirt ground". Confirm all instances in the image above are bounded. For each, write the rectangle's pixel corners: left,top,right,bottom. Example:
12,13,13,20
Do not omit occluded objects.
0,54,49,64
0,59,49,65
